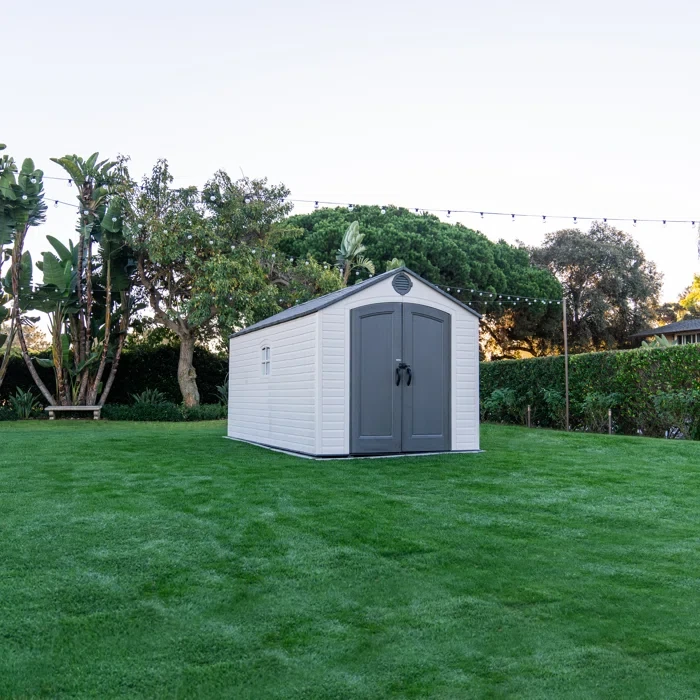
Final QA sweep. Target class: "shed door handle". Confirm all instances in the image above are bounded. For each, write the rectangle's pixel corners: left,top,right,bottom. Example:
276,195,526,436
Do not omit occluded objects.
395,367,402,386
406,365,412,386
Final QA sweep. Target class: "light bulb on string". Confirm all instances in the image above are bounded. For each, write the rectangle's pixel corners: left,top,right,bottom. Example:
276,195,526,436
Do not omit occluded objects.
210,195,216,202
67,179,72,187
663,220,666,226
480,212,484,219
381,206,386,215
314,201,319,209
30,178,37,184
54,200,58,208
511,214,515,222
447,210,451,218
542,215,546,223
573,217,578,225
348,204,354,211
633,219,637,227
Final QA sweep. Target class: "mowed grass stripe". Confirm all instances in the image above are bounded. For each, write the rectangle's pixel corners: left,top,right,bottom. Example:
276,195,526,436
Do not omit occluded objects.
1,421,700,698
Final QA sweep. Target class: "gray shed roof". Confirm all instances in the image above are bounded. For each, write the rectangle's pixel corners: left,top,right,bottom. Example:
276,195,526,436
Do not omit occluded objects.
630,318,700,338
230,266,481,339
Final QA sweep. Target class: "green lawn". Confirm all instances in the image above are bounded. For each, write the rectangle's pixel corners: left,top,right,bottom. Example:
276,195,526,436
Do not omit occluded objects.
2,422,700,699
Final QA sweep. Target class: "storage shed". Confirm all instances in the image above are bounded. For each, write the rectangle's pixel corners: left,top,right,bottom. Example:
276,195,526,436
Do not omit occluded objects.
227,267,481,457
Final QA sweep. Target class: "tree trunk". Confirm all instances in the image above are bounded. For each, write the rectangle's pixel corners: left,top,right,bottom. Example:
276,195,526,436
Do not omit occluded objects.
178,334,200,407
98,331,126,407
11,230,56,405
0,317,16,390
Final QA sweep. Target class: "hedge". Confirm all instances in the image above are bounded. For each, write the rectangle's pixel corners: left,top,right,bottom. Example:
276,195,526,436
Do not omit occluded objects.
0,345,228,404
480,345,700,436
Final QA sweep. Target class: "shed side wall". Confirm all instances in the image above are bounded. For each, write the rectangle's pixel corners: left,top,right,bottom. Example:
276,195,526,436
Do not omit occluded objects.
228,313,317,453
319,276,480,455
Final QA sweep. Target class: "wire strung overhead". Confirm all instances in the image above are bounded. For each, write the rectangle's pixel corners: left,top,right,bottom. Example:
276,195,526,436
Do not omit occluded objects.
43,174,699,227
296,199,699,228
43,196,562,305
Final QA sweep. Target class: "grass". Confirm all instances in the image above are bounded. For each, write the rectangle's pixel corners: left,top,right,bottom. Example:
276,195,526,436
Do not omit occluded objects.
2,422,700,699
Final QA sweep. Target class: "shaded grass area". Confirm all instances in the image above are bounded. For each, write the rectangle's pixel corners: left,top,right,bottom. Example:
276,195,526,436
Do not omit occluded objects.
2,421,700,698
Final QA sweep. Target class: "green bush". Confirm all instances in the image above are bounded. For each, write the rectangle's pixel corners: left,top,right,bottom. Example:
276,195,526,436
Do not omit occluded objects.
541,388,566,428
102,403,184,422
101,403,227,422
181,404,227,421
653,390,700,440
0,405,15,421
480,345,700,438
579,392,619,433
0,345,228,404
132,388,170,405
482,388,524,424
9,388,43,420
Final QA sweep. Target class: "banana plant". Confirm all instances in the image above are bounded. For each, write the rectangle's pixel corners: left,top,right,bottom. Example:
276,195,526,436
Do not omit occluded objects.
0,144,50,400
27,155,136,407
336,221,375,285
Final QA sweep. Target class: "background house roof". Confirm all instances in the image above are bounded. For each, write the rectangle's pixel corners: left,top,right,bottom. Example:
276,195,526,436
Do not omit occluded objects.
630,318,700,337
230,267,481,339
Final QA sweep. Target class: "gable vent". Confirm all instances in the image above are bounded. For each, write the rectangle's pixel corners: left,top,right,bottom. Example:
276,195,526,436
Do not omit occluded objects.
392,272,412,295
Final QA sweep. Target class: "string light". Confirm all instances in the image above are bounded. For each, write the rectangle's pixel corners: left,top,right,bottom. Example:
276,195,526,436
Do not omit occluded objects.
434,281,562,305
290,199,700,226
41,179,697,226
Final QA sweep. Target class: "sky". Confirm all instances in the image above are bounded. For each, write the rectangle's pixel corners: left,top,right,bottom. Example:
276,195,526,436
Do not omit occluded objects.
4,0,699,302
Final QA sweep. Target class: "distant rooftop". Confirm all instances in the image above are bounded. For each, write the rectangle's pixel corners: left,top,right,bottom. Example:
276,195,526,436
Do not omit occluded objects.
630,318,700,337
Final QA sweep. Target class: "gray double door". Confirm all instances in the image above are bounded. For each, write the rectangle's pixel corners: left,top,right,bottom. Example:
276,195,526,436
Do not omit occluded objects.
350,302,451,455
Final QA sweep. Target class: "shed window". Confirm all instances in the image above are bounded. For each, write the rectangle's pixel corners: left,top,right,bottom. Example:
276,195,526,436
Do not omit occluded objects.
261,346,271,375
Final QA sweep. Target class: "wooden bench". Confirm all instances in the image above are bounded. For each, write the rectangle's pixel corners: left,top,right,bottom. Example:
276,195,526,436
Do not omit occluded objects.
45,406,102,420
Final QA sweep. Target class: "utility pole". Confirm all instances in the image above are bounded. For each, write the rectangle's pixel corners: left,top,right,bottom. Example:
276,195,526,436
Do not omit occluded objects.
563,296,570,431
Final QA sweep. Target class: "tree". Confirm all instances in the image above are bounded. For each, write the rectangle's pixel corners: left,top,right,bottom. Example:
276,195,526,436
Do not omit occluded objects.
336,221,374,284
0,144,47,394
678,274,700,319
280,205,562,358
26,154,135,406
125,160,341,406
530,222,662,352
0,322,49,354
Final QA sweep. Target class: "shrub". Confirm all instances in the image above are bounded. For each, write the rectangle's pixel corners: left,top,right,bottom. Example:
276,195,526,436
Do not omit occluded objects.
541,388,566,428
216,375,229,406
482,388,524,424
9,388,42,420
181,404,227,421
132,388,170,405
653,390,700,440
0,404,15,421
101,403,227,422
579,392,619,433
480,345,700,437
0,344,228,404
102,402,183,422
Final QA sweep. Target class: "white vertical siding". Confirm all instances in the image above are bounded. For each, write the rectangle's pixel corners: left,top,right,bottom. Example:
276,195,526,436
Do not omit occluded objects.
453,314,480,450
228,313,317,454
318,275,480,454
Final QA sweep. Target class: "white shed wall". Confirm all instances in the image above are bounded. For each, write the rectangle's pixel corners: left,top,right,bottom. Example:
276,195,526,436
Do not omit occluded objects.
228,313,318,453
318,275,480,455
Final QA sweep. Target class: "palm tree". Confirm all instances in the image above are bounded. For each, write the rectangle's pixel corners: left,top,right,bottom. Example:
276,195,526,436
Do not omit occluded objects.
336,221,375,285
